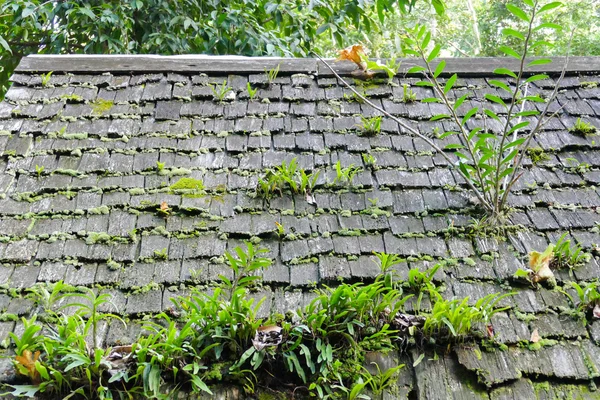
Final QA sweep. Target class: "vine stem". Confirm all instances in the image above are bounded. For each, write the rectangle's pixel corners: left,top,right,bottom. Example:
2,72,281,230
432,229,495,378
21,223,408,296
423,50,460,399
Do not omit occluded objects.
313,53,493,213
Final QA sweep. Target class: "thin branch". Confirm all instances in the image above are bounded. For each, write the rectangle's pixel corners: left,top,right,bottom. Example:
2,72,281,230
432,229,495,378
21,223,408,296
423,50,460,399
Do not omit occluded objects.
499,30,574,209
313,53,493,212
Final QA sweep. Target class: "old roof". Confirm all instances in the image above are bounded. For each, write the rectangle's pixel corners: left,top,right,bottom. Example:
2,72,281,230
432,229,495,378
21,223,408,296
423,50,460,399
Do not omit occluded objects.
2,54,600,398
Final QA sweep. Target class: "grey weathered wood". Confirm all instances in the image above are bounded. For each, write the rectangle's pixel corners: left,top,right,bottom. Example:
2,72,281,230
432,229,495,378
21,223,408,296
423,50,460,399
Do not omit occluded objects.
318,56,600,77
16,55,318,75
15,55,600,76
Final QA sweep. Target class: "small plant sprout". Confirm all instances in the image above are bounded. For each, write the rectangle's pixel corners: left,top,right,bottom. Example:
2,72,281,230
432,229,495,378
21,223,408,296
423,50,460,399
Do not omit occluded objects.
358,115,382,136
569,118,597,137
257,157,319,200
158,201,171,217
384,57,401,84
40,71,53,87
562,281,600,321
156,160,165,172
333,160,361,185
35,164,44,178
265,63,281,85
514,244,556,288
246,82,258,100
209,80,233,102
154,247,168,260
362,152,377,168
402,83,417,103
221,242,271,299
275,221,285,237
553,233,590,269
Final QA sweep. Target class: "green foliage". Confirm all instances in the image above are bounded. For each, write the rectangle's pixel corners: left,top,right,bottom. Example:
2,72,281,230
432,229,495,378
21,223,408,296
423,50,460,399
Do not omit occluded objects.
358,115,382,136
265,63,280,86
246,82,258,100
395,1,567,222
552,232,590,269
154,248,168,260
333,160,361,185
401,83,417,103
40,71,52,87
210,80,232,102
34,164,44,178
8,248,516,398
156,161,165,172
561,281,600,322
0,0,444,99
257,157,319,199
569,118,597,137
421,291,512,339
361,153,377,168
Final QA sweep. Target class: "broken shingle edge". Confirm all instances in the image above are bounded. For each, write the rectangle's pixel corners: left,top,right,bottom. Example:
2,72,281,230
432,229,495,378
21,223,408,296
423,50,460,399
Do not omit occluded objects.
14,55,600,77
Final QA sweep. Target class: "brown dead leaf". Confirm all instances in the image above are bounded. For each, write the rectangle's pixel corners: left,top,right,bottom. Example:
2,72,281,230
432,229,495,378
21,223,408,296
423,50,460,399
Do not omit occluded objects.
528,246,554,284
338,44,368,71
486,324,495,339
530,328,540,343
252,325,283,351
593,303,600,319
15,350,41,384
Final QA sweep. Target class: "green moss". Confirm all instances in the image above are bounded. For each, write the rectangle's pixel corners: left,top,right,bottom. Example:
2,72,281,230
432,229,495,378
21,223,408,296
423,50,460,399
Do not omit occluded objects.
53,169,81,177
528,338,557,351
169,177,205,198
90,99,114,115
527,147,550,165
88,205,110,215
85,232,112,245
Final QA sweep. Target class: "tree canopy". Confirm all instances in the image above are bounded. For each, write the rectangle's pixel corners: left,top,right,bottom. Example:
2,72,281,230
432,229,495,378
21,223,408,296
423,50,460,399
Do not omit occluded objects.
0,0,443,97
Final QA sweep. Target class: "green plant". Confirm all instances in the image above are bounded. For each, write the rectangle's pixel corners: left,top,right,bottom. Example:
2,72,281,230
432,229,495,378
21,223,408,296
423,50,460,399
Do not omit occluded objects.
361,153,376,168
553,232,590,268
333,160,361,185
401,83,417,103
34,164,44,178
154,248,168,260
40,71,53,87
383,57,401,84
561,281,600,322
209,80,232,102
221,242,271,299
358,115,382,136
421,291,512,340
156,160,165,172
569,118,597,136
246,82,258,100
265,63,280,85
257,158,319,200
169,177,205,197
565,157,591,174
317,1,568,223
361,362,405,395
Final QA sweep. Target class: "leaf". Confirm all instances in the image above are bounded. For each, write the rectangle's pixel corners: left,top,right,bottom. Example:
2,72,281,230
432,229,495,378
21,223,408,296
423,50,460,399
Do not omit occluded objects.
413,353,425,367
338,44,368,67
488,79,512,93
432,0,445,15
433,60,446,78
21,6,36,19
415,81,434,87
525,74,549,83
527,59,552,67
191,375,213,395
494,68,517,79
485,94,506,107
462,107,478,125
530,328,540,343
507,4,530,22
502,28,525,41
499,45,521,60
453,94,468,111
534,22,562,31
445,144,464,150
444,74,457,94
7,385,41,397
15,350,41,384
78,6,96,20
0,35,11,54
427,44,441,62
407,66,426,74
538,2,562,14
316,23,330,35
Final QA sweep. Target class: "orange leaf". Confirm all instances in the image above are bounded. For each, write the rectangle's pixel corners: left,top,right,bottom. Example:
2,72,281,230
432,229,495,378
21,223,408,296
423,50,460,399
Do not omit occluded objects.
15,350,41,384
338,44,368,66
160,201,169,212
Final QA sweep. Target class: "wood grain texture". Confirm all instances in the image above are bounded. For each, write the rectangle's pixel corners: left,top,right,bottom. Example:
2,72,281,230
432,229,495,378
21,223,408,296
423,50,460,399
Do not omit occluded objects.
15,55,600,76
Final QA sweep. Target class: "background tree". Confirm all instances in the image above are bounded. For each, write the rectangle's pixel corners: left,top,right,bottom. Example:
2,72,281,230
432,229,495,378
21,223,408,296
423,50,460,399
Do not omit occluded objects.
0,0,444,99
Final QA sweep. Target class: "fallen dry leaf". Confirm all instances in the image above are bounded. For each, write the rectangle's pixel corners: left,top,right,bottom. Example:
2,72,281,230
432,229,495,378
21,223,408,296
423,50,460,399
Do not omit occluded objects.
252,325,283,351
594,303,600,319
530,328,540,343
338,44,368,72
528,245,555,284
15,350,41,384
